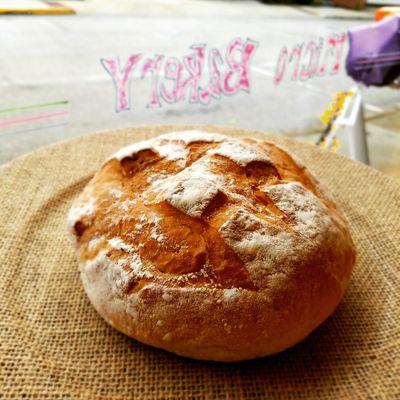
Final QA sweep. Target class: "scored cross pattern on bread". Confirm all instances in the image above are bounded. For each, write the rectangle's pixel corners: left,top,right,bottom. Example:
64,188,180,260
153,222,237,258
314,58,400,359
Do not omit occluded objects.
68,131,356,361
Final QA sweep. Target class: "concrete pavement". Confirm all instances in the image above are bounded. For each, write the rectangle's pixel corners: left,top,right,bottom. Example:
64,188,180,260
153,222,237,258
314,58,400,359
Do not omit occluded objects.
0,0,399,182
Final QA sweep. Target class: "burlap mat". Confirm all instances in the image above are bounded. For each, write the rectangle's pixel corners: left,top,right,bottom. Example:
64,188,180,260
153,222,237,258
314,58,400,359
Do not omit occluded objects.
0,125,399,399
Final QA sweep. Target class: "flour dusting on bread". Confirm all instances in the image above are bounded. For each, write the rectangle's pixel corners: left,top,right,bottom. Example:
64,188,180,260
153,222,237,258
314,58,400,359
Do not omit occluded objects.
161,130,225,144
108,237,135,253
111,140,153,162
108,130,224,165
81,243,153,306
208,140,272,166
67,195,97,244
261,182,331,238
154,156,225,218
153,142,188,165
220,208,295,287
149,214,166,243
68,197,95,229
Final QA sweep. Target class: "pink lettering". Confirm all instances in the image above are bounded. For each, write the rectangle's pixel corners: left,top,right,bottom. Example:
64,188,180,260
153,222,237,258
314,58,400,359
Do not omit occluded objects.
313,38,324,76
223,38,258,95
199,49,223,104
274,47,288,85
329,33,347,74
101,54,142,112
289,44,303,81
160,57,183,103
102,37,257,110
177,45,205,103
319,33,347,75
141,55,164,108
274,33,347,85
300,41,316,80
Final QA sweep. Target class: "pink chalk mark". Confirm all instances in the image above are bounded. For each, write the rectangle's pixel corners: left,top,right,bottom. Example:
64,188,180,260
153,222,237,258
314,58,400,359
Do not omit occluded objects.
300,41,317,80
288,44,303,81
0,111,69,128
330,33,347,74
274,33,346,84
319,33,346,75
101,54,142,112
199,48,223,103
160,58,183,103
223,38,257,95
274,43,307,84
141,55,164,108
177,45,205,103
274,47,288,85
313,38,324,76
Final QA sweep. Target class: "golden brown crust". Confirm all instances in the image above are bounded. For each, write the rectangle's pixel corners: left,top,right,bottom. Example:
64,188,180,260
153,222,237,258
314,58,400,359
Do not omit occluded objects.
68,130,356,361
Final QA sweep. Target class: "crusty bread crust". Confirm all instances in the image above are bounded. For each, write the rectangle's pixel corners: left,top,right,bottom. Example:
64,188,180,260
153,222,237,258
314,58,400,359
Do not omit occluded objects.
68,131,356,361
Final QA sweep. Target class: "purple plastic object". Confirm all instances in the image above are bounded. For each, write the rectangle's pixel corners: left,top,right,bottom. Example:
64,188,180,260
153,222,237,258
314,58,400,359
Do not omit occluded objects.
346,16,400,86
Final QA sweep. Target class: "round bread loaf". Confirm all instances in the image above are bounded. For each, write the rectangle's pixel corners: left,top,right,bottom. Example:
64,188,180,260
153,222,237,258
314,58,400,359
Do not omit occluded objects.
68,130,356,361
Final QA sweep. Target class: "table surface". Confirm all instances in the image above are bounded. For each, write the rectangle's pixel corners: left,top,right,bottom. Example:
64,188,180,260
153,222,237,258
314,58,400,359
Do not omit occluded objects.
0,125,399,399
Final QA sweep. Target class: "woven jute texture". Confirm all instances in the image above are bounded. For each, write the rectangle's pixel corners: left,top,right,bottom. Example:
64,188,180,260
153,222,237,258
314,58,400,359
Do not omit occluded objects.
0,125,399,399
